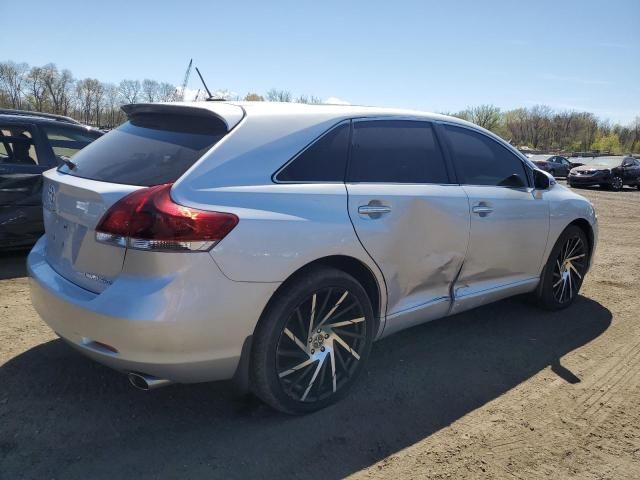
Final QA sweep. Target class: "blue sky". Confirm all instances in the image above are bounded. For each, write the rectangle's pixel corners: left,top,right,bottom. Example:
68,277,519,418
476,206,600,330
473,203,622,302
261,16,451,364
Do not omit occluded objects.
4,0,639,123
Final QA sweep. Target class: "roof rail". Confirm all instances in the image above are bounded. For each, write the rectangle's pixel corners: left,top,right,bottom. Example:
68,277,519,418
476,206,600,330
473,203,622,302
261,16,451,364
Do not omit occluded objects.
0,108,81,125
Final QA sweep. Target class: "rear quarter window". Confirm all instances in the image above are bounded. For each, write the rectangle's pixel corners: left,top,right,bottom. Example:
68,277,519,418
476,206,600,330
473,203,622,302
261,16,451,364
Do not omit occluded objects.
275,122,350,182
61,113,226,186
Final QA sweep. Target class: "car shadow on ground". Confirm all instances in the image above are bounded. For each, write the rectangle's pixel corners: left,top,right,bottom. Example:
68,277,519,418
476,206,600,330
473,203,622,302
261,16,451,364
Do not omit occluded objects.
0,250,29,280
0,295,611,479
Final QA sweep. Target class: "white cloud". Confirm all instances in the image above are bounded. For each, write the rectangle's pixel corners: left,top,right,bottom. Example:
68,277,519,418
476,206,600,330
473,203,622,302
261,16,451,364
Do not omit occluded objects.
324,96,351,105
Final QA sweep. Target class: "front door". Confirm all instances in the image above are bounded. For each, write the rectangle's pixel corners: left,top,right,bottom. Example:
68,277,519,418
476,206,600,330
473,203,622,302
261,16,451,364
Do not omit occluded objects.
439,124,550,313
621,157,640,185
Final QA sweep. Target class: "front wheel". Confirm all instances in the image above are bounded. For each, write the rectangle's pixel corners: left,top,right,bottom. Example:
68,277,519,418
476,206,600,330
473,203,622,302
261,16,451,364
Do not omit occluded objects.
250,267,375,414
535,225,589,310
610,176,624,191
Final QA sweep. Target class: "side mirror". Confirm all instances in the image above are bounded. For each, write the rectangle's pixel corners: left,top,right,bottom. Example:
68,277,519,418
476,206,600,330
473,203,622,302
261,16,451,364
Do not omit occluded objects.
533,169,551,190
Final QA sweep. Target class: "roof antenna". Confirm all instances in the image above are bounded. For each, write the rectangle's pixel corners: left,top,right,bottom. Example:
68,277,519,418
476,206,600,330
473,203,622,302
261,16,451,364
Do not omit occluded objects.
195,67,224,101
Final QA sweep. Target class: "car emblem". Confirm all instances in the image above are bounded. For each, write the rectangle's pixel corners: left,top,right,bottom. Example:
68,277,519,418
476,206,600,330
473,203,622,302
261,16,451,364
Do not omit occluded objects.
46,183,56,211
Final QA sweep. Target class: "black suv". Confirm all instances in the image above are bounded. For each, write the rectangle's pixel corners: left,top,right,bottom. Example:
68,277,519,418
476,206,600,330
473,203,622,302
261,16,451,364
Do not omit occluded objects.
0,109,102,248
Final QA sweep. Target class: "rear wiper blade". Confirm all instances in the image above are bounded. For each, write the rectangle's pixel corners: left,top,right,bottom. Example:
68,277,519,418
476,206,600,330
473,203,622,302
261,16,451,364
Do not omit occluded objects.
59,156,77,170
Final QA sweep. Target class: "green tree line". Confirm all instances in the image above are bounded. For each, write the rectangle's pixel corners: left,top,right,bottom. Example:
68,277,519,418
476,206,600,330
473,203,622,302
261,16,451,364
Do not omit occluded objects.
1,60,638,153
447,104,639,154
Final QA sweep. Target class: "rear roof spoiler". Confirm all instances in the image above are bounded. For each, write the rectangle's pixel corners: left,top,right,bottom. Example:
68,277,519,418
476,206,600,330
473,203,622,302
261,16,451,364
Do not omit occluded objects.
121,103,245,131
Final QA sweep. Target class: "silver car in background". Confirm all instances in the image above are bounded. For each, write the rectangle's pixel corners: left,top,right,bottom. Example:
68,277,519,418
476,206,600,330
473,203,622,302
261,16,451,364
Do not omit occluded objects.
28,102,598,414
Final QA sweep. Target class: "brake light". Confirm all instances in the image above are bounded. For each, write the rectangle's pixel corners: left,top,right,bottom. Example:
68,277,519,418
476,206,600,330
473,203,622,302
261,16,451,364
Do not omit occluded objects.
95,183,238,252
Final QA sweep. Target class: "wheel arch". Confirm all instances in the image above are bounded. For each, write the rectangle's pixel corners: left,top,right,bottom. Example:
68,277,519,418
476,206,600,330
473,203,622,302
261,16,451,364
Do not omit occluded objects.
234,254,385,395
567,218,595,267
538,216,596,284
259,255,384,337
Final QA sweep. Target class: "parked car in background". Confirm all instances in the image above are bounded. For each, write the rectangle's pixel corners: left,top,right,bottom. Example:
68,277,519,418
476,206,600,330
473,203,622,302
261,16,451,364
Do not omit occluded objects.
528,154,575,177
28,102,598,414
568,156,640,191
0,109,102,248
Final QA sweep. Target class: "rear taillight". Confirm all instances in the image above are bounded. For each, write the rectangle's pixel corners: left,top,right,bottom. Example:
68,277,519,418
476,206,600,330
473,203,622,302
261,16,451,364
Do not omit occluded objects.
95,183,238,252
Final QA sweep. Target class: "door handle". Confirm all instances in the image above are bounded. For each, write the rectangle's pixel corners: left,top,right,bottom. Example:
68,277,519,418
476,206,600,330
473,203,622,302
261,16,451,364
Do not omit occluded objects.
358,204,392,217
472,205,493,216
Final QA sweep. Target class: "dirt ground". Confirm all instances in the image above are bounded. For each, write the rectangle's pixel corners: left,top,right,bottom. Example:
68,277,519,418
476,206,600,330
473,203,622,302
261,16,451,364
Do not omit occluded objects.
1,182,639,480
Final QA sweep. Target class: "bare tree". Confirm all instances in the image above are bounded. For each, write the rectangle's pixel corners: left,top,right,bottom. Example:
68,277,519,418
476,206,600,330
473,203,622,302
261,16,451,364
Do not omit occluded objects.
158,82,178,102
102,83,122,127
41,64,74,115
142,79,160,102
244,92,264,101
266,88,292,102
119,79,141,104
93,81,105,127
25,66,50,111
0,61,28,108
76,78,103,125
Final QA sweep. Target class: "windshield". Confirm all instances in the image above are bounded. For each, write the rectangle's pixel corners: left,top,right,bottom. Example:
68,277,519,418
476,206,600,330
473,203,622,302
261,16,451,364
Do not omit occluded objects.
528,155,553,162
577,156,623,168
59,113,226,186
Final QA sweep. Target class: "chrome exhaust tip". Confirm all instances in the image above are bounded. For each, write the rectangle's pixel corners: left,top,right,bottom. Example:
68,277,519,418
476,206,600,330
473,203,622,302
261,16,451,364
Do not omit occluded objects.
128,372,172,391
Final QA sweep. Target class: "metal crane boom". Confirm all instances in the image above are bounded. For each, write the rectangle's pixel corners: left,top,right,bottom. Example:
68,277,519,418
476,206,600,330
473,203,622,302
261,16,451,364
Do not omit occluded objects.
181,59,193,101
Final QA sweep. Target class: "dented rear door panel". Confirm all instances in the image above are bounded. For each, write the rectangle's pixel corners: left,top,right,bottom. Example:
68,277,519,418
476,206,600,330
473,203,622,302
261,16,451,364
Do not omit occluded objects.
347,183,470,335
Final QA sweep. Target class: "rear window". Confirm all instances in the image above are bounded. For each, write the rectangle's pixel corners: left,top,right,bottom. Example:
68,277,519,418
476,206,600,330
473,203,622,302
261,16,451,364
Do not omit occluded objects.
60,113,226,186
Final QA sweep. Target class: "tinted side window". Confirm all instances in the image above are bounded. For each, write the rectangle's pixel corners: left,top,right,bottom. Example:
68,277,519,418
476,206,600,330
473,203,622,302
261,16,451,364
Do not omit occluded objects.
444,125,527,186
276,123,349,182
0,126,39,165
348,120,448,183
41,125,101,159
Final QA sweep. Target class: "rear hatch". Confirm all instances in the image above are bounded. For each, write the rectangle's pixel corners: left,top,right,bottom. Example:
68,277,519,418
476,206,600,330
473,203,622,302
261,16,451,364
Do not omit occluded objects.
42,103,242,293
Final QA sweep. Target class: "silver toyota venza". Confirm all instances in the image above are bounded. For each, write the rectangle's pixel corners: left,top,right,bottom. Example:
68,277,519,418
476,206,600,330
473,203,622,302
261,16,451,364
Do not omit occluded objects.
28,102,597,414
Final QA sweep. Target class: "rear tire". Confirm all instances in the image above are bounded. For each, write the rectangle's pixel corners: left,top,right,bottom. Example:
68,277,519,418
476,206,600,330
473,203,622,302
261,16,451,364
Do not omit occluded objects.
534,225,589,310
250,267,375,414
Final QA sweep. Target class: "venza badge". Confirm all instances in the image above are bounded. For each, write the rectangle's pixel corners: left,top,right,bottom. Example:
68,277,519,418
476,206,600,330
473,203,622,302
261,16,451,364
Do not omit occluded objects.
45,183,56,211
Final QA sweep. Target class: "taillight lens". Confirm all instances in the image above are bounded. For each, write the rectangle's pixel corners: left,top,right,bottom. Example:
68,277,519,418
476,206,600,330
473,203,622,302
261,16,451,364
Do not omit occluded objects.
95,183,238,252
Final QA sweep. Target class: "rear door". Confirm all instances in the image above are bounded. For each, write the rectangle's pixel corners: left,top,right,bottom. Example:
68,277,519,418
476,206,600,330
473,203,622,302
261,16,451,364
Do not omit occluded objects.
0,124,49,246
439,124,549,312
621,157,640,184
346,119,469,334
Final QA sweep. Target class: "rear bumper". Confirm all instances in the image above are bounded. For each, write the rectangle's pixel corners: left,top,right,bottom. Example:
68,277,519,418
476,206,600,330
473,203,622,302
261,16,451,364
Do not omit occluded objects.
28,236,280,383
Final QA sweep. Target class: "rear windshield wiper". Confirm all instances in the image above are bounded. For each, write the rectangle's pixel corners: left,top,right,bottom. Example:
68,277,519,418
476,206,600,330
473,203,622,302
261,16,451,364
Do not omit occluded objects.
58,156,77,170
